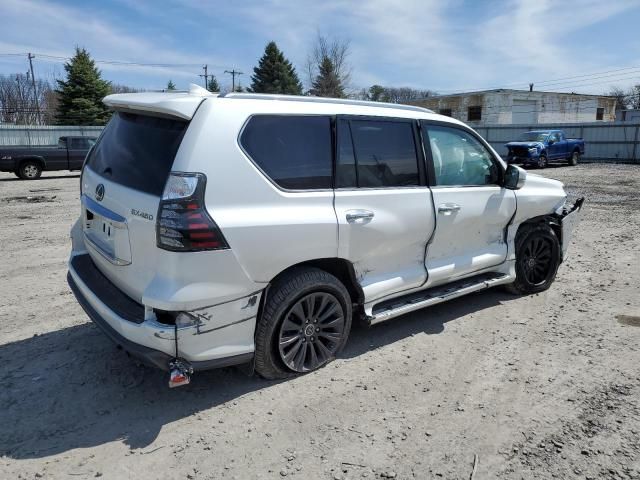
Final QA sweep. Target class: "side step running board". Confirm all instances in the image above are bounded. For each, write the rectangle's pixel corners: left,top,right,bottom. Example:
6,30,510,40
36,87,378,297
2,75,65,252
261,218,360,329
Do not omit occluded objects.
369,272,511,325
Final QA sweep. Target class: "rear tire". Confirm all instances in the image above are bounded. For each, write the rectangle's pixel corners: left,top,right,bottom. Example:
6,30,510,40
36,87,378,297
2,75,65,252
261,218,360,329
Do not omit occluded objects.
568,151,579,166
504,223,560,295
255,267,352,380
18,160,42,180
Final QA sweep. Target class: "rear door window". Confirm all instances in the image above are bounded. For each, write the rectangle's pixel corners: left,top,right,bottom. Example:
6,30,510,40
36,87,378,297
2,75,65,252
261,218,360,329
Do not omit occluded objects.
240,115,332,190
85,112,188,196
345,119,420,188
69,138,88,149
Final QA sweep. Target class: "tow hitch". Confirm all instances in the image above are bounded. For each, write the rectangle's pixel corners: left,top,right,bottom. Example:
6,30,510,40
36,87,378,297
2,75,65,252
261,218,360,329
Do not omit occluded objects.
168,323,193,388
169,358,193,388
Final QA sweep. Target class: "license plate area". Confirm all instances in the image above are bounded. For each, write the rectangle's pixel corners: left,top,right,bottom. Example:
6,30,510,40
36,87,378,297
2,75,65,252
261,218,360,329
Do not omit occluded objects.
82,195,132,266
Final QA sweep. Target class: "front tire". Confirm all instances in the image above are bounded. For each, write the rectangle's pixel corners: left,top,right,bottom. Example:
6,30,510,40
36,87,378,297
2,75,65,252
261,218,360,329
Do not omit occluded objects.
504,223,560,295
255,267,352,380
537,155,548,169
568,151,579,166
18,160,42,180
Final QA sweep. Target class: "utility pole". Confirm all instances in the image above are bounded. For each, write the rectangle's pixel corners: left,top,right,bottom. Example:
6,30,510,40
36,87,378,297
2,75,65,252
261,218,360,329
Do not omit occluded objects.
27,53,42,125
199,65,209,89
224,69,243,92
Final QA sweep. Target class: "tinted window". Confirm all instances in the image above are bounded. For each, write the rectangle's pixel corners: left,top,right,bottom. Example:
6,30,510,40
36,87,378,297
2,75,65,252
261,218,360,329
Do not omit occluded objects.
424,124,500,187
349,120,419,188
70,138,88,149
85,112,187,196
240,115,332,190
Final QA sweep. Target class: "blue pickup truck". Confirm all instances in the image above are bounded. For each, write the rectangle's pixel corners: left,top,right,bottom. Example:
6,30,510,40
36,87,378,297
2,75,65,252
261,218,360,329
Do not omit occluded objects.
505,130,585,168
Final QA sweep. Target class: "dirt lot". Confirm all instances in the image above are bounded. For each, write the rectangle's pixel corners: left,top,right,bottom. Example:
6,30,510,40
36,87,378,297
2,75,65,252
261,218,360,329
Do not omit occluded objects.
0,164,639,480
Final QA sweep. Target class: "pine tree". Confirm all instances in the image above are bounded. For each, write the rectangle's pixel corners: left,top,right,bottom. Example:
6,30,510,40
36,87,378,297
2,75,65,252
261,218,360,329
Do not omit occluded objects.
55,48,111,125
310,56,344,98
249,41,302,95
166,80,176,91
207,76,220,92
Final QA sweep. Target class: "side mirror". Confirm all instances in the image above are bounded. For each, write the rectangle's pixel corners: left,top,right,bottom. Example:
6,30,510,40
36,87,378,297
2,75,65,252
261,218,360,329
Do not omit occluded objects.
547,138,555,145
504,164,526,190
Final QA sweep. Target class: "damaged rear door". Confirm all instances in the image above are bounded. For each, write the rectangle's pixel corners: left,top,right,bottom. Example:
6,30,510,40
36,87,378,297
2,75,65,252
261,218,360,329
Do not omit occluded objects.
333,117,435,303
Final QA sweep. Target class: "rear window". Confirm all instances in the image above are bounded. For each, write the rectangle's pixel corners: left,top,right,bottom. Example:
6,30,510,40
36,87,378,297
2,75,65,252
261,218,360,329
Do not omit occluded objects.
240,115,332,190
343,119,420,188
85,112,188,196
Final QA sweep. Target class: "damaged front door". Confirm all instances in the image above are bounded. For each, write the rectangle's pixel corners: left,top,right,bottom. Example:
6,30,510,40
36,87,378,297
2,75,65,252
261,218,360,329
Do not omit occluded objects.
422,122,516,286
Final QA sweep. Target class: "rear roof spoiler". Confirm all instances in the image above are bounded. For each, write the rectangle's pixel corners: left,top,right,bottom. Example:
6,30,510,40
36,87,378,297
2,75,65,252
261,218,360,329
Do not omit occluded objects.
103,84,214,120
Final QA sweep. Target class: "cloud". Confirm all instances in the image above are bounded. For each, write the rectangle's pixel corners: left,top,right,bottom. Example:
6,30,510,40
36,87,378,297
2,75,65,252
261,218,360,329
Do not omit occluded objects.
0,0,236,88
0,0,638,93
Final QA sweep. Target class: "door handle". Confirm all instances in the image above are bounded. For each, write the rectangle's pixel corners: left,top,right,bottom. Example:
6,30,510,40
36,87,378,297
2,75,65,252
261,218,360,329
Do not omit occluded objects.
346,210,375,224
437,203,461,215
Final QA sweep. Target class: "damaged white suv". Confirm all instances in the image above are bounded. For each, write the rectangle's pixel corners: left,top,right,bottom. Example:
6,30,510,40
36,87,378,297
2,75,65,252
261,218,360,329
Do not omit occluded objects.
68,85,583,386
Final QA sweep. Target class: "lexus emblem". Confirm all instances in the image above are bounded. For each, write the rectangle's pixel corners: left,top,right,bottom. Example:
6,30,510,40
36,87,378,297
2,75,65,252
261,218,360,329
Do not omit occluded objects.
95,184,105,202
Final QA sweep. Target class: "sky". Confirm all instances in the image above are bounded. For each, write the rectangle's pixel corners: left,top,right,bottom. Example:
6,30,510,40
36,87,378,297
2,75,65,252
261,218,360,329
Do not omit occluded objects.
0,0,639,95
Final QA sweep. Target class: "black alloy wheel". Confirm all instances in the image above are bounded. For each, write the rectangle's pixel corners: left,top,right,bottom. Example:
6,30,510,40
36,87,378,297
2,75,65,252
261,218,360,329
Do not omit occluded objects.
520,235,554,286
278,292,346,373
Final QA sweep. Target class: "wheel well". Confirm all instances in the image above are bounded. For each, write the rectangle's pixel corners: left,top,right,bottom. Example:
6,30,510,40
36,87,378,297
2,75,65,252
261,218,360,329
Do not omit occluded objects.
573,147,581,153
518,215,562,248
19,157,44,169
262,258,364,314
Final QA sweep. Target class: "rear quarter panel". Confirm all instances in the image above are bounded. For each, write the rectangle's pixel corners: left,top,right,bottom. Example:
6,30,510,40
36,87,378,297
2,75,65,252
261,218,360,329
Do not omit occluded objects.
170,98,339,284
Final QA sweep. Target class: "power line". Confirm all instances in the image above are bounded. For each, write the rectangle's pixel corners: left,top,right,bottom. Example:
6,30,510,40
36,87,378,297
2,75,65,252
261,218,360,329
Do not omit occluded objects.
0,52,236,70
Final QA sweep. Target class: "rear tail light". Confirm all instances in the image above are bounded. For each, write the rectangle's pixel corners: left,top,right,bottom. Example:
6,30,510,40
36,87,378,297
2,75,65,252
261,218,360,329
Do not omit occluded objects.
157,172,229,252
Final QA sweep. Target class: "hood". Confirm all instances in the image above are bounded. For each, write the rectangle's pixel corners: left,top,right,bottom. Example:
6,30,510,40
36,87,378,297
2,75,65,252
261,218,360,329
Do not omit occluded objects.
525,172,564,189
505,141,544,148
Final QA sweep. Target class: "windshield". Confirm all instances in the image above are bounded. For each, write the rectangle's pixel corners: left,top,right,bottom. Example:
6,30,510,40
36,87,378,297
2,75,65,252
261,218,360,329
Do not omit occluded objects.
518,132,549,142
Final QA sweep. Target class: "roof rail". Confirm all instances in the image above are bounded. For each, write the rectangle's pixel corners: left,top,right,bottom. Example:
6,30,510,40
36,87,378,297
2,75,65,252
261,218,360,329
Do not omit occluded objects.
219,92,433,114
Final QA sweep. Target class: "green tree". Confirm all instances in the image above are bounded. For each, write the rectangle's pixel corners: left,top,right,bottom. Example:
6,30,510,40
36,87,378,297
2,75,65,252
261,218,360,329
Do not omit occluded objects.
368,84,386,102
55,47,111,125
310,56,344,98
249,41,302,95
166,80,176,91
207,76,220,92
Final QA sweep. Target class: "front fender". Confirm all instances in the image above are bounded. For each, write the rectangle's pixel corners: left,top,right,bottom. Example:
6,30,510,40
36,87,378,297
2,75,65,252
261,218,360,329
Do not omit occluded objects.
556,197,585,260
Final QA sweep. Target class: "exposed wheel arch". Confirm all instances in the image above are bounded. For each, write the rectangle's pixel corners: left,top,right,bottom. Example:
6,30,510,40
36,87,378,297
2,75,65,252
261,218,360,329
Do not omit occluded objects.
516,214,562,260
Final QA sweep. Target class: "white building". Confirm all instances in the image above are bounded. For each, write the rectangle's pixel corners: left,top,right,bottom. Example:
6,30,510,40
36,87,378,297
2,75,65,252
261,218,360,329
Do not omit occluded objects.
409,89,617,126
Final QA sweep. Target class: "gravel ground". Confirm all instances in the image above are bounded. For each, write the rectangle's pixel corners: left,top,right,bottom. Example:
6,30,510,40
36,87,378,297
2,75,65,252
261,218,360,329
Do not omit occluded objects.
0,164,639,480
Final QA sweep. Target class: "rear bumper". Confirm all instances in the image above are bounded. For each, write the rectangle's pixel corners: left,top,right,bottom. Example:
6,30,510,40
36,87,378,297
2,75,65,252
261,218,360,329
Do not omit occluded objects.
67,253,258,371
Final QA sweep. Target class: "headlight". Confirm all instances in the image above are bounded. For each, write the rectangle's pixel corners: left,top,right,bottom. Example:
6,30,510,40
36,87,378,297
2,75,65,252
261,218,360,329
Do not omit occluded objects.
528,147,538,154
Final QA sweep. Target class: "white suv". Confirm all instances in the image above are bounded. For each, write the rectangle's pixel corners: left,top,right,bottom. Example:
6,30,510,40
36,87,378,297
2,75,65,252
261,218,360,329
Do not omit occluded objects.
68,85,583,386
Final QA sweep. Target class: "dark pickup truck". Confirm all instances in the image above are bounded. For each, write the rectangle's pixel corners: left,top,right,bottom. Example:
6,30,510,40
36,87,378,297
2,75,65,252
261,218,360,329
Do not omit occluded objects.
0,136,96,179
505,130,585,169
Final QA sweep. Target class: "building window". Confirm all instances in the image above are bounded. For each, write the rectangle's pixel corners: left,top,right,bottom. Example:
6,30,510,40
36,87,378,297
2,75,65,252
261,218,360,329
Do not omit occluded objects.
596,107,604,121
467,106,482,121
439,108,452,117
